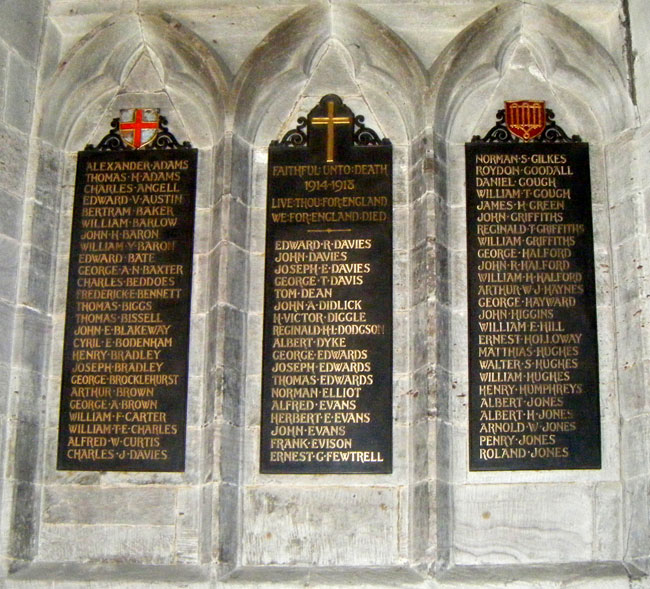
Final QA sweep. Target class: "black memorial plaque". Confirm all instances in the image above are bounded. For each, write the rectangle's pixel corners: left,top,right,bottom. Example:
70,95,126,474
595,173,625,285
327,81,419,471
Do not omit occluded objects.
58,113,197,471
466,104,601,470
261,95,393,474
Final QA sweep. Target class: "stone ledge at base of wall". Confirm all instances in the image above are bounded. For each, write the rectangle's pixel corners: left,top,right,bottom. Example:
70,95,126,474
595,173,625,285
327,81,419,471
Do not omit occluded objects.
4,563,210,586
1,561,647,588
437,561,646,588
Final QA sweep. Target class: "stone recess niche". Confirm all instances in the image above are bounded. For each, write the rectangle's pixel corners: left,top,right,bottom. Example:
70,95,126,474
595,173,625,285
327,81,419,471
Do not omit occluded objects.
0,1,647,588
234,3,427,579
430,0,638,581
7,10,231,581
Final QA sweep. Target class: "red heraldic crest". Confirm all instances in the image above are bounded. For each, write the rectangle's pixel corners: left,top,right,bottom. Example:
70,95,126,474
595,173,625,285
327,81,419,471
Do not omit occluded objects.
119,108,160,149
505,100,546,141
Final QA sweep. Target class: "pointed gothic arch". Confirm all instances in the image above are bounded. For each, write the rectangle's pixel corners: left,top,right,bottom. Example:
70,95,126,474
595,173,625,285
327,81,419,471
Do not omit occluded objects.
39,12,229,150
430,1,635,143
9,10,234,571
427,0,638,572
220,4,433,573
232,3,425,147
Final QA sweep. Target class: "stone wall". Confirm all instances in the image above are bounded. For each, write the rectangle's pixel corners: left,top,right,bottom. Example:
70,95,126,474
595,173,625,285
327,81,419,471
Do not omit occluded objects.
622,0,650,575
1,1,648,587
0,0,48,576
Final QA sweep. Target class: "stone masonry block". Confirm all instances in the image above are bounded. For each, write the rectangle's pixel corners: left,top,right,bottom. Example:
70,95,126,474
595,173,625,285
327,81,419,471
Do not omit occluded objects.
35,143,62,210
618,359,649,419
43,486,177,525
186,375,207,432
605,137,641,205
25,246,54,312
194,146,216,211
393,423,409,479
242,485,399,566
393,309,409,374
38,523,176,564
392,373,410,425
193,207,211,256
411,300,429,370
0,360,9,415
227,194,249,250
0,39,7,117
0,188,22,241
17,307,50,375
622,414,650,480
0,122,28,196
5,52,36,133
453,483,592,565
393,203,408,253
218,482,239,564
0,301,15,367
199,421,215,482
0,235,19,304
613,238,643,306
183,425,202,485
411,480,431,560
224,242,249,309
210,244,227,307
0,0,45,63
594,481,622,561
221,306,246,426
218,421,241,485
393,151,410,208
630,0,650,56
447,202,467,255
245,305,262,371
251,150,268,210
248,205,265,255
247,251,264,314
231,134,252,204
8,480,38,561
623,476,650,561
188,311,206,378
634,50,650,124
609,197,641,252
190,252,209,316
7,419,40,483
411,242,428,307
412,192,428,247
412,417,430,482
174,486,200,564
30,201,58,255
245,374,262,428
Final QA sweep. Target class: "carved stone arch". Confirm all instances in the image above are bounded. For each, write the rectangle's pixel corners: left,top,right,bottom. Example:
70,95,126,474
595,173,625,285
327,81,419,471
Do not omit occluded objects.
232,3,425,146
39,12,229,150
430,1,635,143
426,1,637,573
14,9,234,572
226,4,431,575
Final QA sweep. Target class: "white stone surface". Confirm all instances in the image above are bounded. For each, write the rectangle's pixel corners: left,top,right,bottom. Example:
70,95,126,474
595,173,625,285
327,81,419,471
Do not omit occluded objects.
454,483,594,565
0,1,648,587
242,485,400,566
38,523,177,563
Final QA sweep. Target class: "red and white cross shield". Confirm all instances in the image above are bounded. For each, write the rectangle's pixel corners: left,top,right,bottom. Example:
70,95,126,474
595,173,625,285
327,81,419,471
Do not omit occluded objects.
119,108,160,149
505,100,546,141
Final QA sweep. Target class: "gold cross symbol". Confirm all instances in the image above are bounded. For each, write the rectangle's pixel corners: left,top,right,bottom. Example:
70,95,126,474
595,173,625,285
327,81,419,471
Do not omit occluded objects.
312,100,352,162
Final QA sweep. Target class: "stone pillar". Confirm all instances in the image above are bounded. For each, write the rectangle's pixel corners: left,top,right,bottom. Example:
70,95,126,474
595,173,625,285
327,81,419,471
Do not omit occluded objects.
0,0,47,576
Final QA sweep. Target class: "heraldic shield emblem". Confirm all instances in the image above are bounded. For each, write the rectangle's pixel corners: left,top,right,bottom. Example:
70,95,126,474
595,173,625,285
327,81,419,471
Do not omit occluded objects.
505,100,546,141
119,108,160,149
